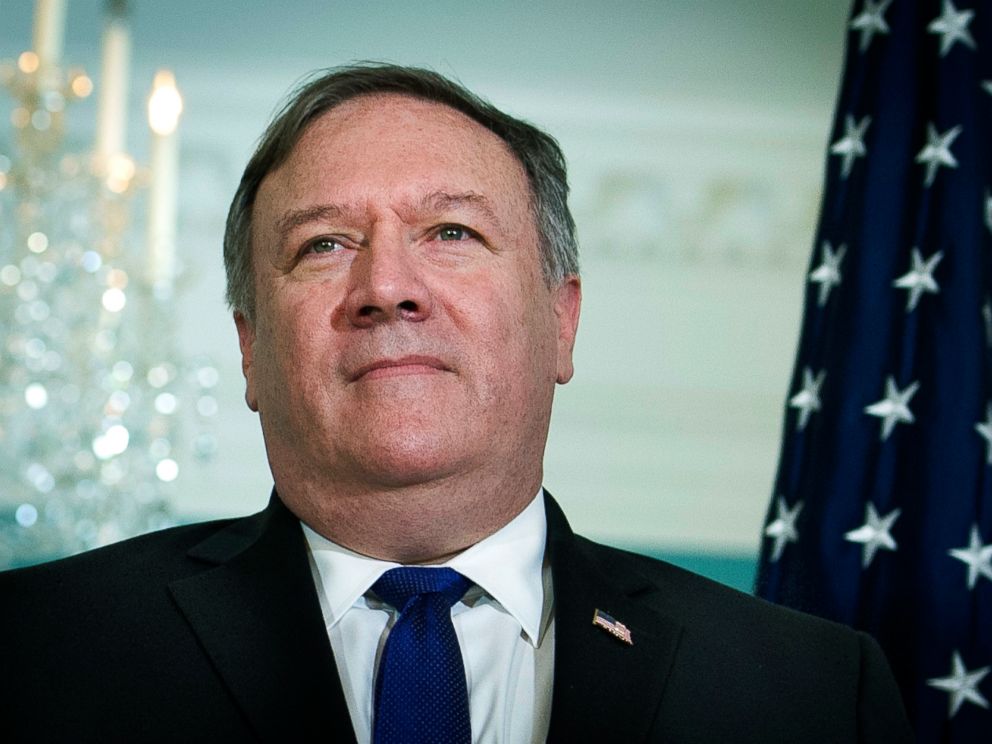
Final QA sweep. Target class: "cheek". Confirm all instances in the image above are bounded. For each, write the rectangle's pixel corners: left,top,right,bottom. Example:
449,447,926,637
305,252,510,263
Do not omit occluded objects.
254,295,329,400
459,281,559,393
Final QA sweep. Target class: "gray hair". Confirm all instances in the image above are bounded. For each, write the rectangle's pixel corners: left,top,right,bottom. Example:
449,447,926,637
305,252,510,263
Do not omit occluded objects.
223,62,579,321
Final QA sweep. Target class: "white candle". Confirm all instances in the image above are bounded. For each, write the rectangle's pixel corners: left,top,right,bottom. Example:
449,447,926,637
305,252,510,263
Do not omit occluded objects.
32,0,66,88
147,71,183,291
96,17,131,158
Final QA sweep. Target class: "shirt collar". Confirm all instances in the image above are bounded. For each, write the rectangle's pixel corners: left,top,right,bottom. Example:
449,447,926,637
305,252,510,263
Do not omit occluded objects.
302,489,548,646
447,490,547,647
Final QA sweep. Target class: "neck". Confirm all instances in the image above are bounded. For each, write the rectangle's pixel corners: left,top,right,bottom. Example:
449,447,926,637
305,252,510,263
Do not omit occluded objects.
276,465,542,564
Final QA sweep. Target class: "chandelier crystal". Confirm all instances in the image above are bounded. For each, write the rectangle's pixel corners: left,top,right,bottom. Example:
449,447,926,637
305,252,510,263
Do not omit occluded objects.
0,1,217,568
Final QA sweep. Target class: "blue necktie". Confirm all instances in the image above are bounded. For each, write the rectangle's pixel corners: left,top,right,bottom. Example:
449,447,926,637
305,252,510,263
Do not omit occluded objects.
371,567,473,744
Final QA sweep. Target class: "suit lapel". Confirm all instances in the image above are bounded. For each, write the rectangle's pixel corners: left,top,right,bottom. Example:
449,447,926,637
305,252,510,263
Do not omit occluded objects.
544,493,684,742
169,495,356,742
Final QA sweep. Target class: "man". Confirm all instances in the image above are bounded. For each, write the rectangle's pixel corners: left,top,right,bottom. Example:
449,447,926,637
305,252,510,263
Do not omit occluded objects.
1,64,913,742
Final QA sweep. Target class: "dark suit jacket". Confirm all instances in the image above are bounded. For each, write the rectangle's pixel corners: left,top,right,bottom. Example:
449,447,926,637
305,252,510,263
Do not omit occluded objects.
0,492,912,742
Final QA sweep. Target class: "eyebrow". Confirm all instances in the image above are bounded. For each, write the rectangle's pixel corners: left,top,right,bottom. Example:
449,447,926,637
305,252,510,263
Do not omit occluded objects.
273,190,502,244
417,190,501,227
274,203,348,243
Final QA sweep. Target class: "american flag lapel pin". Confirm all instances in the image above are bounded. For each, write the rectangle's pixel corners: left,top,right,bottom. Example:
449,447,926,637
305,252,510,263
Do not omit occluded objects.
592,608,633,646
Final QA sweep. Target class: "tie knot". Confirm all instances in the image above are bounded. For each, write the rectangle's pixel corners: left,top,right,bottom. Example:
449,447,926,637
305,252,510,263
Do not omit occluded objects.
372,566,472,613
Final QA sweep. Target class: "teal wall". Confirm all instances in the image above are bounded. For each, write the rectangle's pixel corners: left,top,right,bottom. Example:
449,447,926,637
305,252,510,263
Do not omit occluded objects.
643,550,758,594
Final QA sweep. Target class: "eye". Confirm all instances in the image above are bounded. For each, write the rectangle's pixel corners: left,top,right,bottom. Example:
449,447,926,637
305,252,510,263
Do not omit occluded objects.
304,237,347,254
436,225,475,242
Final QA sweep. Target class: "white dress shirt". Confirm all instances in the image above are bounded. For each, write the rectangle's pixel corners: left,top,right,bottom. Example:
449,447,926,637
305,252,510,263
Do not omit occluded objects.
303,490,555,744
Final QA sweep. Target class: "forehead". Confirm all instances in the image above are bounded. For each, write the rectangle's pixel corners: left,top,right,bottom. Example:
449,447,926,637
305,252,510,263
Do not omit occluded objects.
257,93,533,221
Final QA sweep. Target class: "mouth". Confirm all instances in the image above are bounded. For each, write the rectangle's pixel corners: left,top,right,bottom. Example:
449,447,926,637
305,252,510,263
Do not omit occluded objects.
350,355,451,382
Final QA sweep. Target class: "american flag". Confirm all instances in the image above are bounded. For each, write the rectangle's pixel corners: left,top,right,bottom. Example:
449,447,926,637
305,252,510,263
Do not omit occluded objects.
592,608,633,645
755,1,991,740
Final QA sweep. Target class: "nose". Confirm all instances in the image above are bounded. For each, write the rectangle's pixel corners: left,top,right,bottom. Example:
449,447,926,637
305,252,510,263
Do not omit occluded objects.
344,232,433,328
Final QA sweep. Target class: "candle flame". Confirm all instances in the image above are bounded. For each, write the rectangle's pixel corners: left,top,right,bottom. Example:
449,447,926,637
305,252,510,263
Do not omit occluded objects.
148,70,183,136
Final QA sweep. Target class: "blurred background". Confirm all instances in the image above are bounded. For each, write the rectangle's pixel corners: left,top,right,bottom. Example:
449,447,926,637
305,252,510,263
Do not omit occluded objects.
0,1,852,586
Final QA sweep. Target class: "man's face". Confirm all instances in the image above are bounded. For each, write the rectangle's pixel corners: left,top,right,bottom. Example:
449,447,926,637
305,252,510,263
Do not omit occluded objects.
238,94,580,498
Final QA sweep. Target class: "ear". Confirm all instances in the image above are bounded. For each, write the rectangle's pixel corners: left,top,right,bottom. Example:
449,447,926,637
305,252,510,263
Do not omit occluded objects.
553,275,581,384
234,311,260,412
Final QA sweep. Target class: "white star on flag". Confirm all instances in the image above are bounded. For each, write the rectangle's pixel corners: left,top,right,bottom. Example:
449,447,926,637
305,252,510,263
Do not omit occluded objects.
975,403,992,464
764,496,803,562
984,80,992,97
845,503,901,568
916,123,962,187
865,376,920,441
985,189,992,234
809,242,846,307
927,0,977,57
984,303,992,348
927,651,990,718
948,525,992,590
830,114,871,179
893,248,943,312
850,0,893,53
789,368,825,431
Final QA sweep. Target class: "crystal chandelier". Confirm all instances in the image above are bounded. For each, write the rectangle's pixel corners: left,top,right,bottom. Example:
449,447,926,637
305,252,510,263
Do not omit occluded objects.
0,0,217,568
